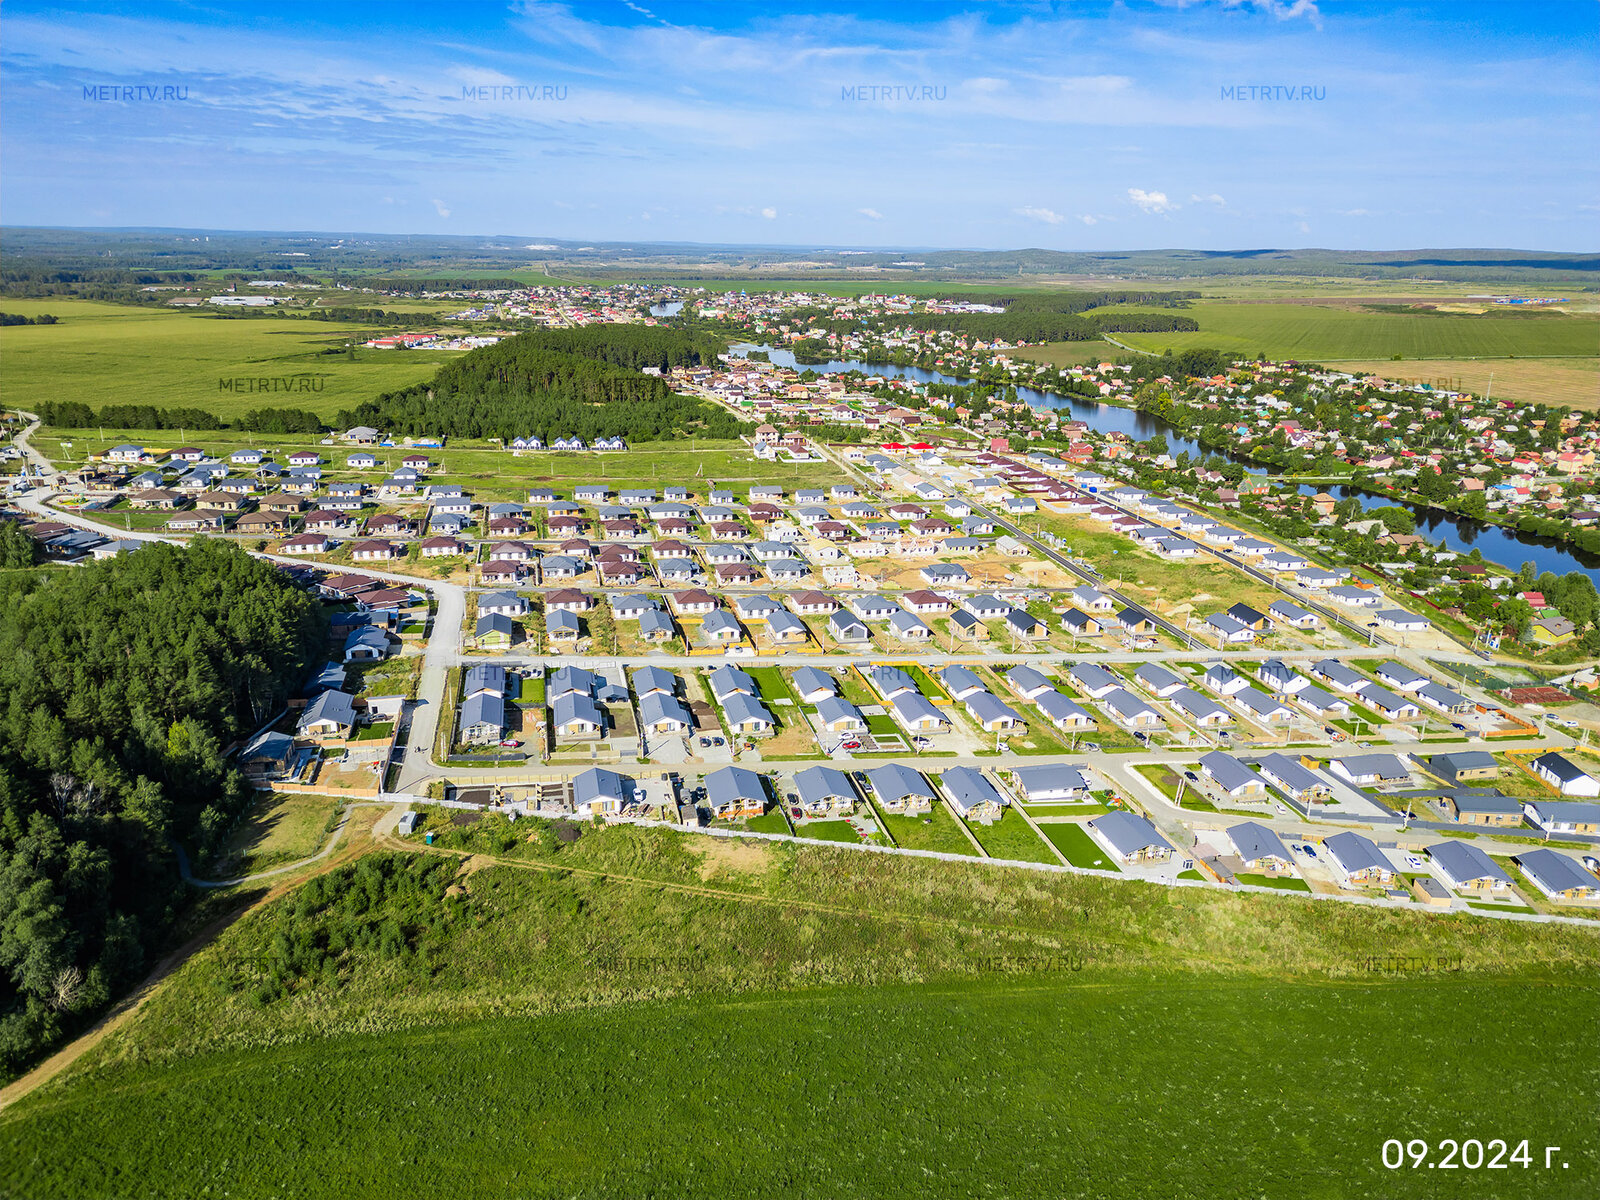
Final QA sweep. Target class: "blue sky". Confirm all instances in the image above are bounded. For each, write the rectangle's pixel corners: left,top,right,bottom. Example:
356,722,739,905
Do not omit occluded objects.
1,0,1595,250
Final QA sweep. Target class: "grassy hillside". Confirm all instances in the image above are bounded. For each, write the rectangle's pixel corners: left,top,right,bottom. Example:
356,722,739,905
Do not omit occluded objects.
0,299,459,420
2,823,1596,1198
1110,301,1600,361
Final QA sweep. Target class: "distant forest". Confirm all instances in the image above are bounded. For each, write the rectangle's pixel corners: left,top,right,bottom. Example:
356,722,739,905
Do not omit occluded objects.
0,541,326,1074
898,290,1202,341
338,326,748,442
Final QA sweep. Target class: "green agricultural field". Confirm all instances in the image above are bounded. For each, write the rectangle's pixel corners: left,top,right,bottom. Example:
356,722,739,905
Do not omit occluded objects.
0,299,460,420
2,833,1597,1199
1109,300,1600,361
1009,340,1119,368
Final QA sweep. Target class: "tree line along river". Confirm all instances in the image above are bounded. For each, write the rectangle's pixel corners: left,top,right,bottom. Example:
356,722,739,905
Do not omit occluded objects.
731,343,1599,583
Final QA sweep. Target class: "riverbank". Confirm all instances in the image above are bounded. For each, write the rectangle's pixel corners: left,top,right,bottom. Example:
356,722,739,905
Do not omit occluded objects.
729,342,1600,582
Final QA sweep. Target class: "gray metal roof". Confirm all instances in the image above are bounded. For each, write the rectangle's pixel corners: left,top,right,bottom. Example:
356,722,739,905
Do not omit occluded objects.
1199,751,1259,794
864,764,935,804
1427,840,1511,887
1227,821,1291,864
1089,810,1172,857
706,765,766,808
941,767,1006,815
794,765,856,808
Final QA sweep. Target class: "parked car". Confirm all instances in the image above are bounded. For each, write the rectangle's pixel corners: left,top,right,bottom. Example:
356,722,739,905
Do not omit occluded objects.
1451,722,1467,732
1081,742,1101,753
1184,771,1198,782
839,740,862,751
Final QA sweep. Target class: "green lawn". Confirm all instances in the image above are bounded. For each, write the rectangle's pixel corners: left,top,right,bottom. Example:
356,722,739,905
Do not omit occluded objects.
744,808,791,835
795,819,866,844
1237,873,1313,892
1040,821,1122,872
967,810,1057,864
877,804,979,856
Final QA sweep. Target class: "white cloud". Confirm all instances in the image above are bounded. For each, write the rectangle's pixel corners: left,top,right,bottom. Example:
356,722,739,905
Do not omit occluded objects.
1078,214,1098,226
760,206,777,219
858,207,883,220
1127,188,1174,214
1189,193,1226,207
431,198,451,218
1297,220,1311,233
1337,208,1371,216
1016,206,1065,224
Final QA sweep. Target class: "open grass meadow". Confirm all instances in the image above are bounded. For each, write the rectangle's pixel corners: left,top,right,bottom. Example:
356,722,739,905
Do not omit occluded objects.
0,298,459,420
2,825,1597,1198
27,425,836,500
1108,300,1600,363
1318,356,1600,411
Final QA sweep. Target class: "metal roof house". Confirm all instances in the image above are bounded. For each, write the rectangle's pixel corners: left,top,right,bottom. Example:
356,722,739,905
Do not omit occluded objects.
1427,841,1513,893
1087,811,1173,864
1226,822,1293,872
1328,753,1410,787
1322,832,1394,886
1515,849,1600,901
940,767,1007,821
1530,753,1600,797
890,692,947,732
793,765,858,816
1011,764,1091,803
704,765,767,818
863,764,936,814
1034,690,1096,729
1199,752,1265,797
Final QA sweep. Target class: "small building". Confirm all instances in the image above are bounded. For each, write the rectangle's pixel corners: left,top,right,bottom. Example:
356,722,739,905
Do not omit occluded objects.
941,767,1007,821
1226,822,1293,873
1199,752,1266,799
1087,811,1174,864
1322,832,1394,886
1428,751,1500,786
1530,752,1600,797
864,763,935,815
794,765,858,817
1515,849,1600,901
1427,841,1513,894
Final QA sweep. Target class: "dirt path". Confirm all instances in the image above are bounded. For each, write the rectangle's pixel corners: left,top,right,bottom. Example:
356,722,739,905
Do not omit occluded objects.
0,806,398,1112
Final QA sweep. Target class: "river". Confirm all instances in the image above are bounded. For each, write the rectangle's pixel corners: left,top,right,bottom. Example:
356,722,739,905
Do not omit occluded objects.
732,342,1599,581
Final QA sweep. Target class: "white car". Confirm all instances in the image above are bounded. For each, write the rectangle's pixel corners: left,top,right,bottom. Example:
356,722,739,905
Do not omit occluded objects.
1405,854,1426,870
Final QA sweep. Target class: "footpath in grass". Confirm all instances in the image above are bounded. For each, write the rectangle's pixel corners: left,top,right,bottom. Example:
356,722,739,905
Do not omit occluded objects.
1041,821,1122,872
